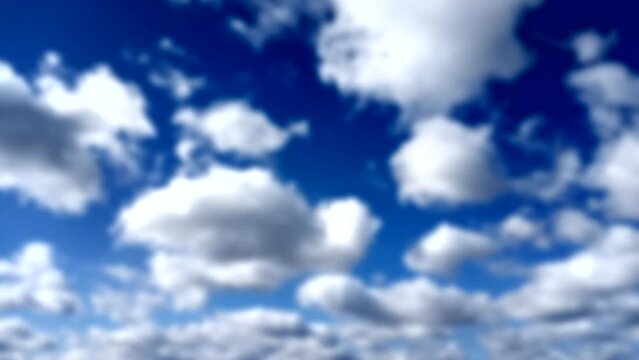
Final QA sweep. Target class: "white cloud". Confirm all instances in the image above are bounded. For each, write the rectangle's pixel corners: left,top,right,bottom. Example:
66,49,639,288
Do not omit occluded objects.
115,165,380,307
404,223,496,275
485,259,531,278
103,264,144,284
509,115,545,151
491,219,639,358
174,101,309,160
0,317,53,360
0,55,154,214
157,37,188,58
229,0,329,49
567,62,639,138
571,30,613,64
515,150,582,201
566,60,639,219
553,208,602,243
390,117,506,206
0,62,101,213
317,0,535,115
498,213,547,248
66,310,344,359
56,306,467,360
148,66,204,101
499,214,540,241
59,308,344,360
36,63,155,169
337,324,466,360
40,51,63,71
499,225,639,320
91,287,165,323
298,274,492,329
484,323,635,360
93,265,169,323
0,61,30,94
0,88,101,213
0,242,80,315
586,132,639,219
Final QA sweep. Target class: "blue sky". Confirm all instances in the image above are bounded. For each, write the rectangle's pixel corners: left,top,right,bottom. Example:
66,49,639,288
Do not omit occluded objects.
1,0,639,359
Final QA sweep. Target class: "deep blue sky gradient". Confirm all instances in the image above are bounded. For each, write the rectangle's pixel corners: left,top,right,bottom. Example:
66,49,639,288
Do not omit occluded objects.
1,0,639,338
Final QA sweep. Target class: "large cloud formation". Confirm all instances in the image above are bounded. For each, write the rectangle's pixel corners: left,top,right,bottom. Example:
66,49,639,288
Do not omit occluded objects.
115,165,380,308
174,100,308,161
0,56,154,214
500,225,639,320
390,116,506,206
489,225,639,359
0,317,53,360
187,0,537,115
404,223,496,275
568,62,639,219
317,0,536,115
0,242,80,315
298,274,492,330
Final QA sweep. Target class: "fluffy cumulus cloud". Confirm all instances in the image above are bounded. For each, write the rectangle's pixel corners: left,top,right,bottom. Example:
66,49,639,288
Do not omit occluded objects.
190,0,535,113
486,285,639,359
552,208,601,243
390,116,506,206
0,55,154,214
148,66,205,101
91,287,166,323
36,64,154,164
317,0,536,115
404,223,496,275
496,208,600,249
0,70,101,213
515,150,582,201
571,30,613,64
568,61,639,219
0,242,80,315
298,274,492,330
0,317,53,360
568,62,639,138
229,0,329,49
499,225,639,320
499,213,542,243
489,226,639,358
586,132,639,219
115,165,380,308
174,101,309,160
89,264,167,323
171,0,329,49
